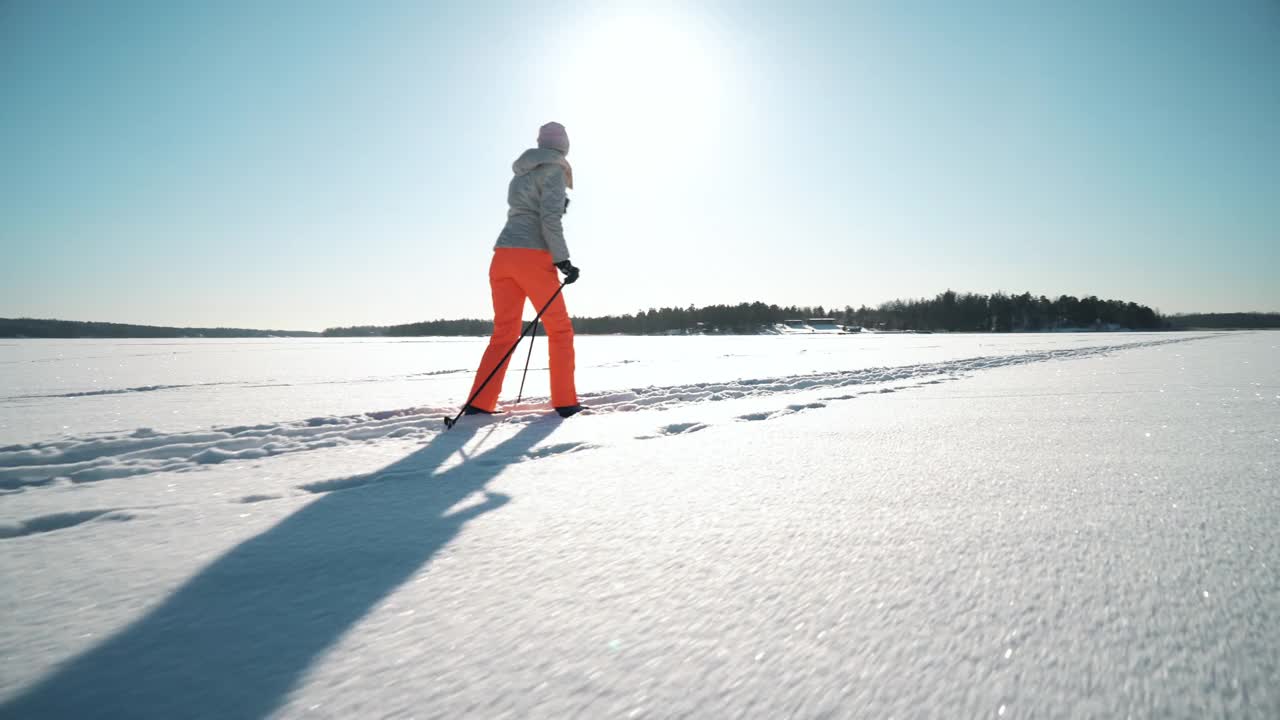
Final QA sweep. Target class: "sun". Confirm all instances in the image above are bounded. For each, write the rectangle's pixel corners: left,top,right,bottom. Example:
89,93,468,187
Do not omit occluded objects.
562,12,725,157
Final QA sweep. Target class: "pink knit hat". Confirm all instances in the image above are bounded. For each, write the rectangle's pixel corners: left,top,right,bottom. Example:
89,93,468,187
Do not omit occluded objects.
537,121,570,154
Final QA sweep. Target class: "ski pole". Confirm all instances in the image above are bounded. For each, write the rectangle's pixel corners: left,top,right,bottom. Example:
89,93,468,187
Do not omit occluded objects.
515,318,537,404
444,281,566,430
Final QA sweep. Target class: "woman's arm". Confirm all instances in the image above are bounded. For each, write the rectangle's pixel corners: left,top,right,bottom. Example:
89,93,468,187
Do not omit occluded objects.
539,166,571,264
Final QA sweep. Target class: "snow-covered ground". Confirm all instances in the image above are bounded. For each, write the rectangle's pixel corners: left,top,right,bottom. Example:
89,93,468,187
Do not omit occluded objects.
1,331,1277,718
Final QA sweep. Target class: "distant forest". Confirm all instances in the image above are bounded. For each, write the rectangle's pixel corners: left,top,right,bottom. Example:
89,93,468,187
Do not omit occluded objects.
6,300,1275,340
1165,313,1280,329
324,291,1189,337
0,318,320,339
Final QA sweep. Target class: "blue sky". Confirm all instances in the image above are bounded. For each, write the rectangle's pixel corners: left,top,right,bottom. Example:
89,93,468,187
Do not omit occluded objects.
2,0,1277,330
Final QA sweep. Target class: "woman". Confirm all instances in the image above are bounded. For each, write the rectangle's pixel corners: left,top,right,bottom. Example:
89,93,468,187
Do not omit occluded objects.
464,121,583,418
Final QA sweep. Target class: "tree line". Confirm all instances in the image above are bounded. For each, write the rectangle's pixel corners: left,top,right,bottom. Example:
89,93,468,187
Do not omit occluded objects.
9,299,1270,340
851,291,1162,332
1164,312,1280,329
322,290,1168,336
0,317,319,339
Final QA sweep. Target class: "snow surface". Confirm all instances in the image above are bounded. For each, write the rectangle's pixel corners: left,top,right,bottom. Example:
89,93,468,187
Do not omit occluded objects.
1,331,1277,718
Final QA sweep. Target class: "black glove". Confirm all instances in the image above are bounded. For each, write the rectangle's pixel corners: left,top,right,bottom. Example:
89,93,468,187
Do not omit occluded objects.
555,260,580,285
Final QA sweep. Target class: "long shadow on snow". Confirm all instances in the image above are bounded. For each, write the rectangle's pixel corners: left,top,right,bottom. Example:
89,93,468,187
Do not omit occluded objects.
0,417,558,720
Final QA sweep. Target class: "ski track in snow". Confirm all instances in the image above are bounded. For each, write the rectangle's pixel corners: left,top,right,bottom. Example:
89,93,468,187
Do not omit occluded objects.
0,356,656,404
9,383,235,400
0,508,135,540
0,336,1206,494
0,370,473,402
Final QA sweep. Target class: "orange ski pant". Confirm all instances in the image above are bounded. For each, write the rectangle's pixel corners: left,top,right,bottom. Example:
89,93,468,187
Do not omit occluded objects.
467,248,577,411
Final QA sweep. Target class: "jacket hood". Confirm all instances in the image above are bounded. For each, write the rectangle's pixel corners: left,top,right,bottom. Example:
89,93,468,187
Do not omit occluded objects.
512,148,573,188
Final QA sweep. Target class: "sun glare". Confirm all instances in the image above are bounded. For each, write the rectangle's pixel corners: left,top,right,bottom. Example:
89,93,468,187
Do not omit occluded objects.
564,13,725,158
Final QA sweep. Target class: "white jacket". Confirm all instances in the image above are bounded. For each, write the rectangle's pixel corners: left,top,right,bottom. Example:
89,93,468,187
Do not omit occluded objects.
493,148,572,263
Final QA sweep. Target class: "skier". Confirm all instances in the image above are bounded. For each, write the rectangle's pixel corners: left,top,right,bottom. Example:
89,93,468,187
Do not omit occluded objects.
463,121,584,418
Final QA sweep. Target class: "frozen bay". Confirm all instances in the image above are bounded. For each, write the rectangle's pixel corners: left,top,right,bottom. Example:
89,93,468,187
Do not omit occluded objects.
1,331,1277,718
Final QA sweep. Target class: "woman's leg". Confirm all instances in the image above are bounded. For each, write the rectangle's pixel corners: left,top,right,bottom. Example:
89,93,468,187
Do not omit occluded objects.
510,251,577,408
466,253,527,412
